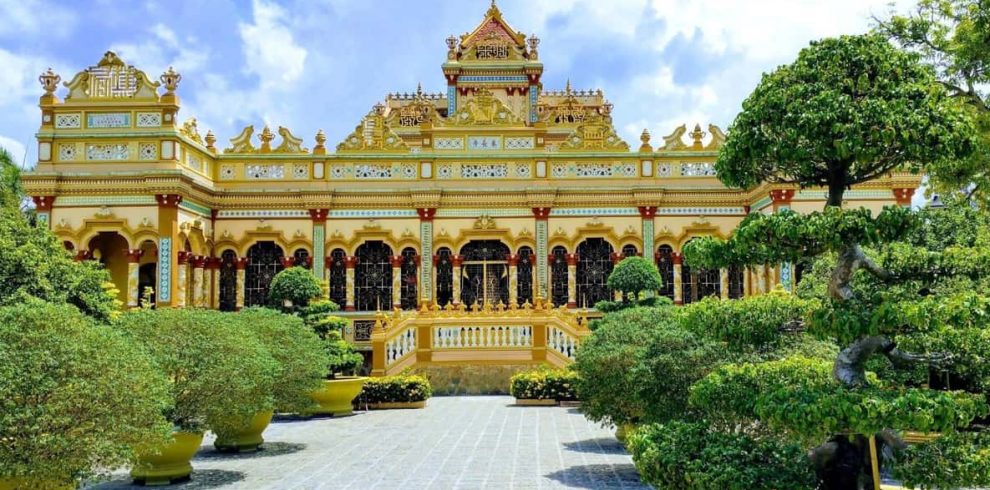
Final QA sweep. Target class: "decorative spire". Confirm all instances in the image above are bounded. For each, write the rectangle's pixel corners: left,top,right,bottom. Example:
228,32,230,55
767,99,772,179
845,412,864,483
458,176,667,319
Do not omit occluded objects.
639,129,652,152
38,67,60,96
416,82,423,97
527,34,540,60
601,99,613,117
205,130,216,152
313,129,327,155
372,102,386,116
565,79,572,95
690,123,706,148
446,34,458,60
160,66,181,94
258,125,275,152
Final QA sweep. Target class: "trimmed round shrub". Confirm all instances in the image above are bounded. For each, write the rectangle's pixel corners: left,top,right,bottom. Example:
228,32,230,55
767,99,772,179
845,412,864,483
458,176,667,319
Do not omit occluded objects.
236,307,327,413
116,308,278,434
361,375,433,403
0,301,171,484
268,266,322,309
509,368,579,401
679,292,815,352
627,421,816,489
635,328,722,423
607,256,662,299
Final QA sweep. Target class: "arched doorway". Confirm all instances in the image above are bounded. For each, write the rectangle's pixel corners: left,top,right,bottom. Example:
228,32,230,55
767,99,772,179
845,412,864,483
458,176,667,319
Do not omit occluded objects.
459,240,510,307
576,238,614,308
550,246,568,307
246,241,284,307
656,245,675,300
355,241,392,311
88,232,129,305
517,246,534,306
328,248,347,308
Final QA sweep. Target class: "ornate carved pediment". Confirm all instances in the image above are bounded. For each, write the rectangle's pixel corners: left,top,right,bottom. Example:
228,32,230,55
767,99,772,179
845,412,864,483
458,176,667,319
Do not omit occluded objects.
180,118,203,144
560,113,629,151
62,51,160,101
274,126,308,153
337,105,409,153
225,126,256,153
224,124,311,154
661,124,688,150
454,3,528,62
473,214,497,229
447,89,523,126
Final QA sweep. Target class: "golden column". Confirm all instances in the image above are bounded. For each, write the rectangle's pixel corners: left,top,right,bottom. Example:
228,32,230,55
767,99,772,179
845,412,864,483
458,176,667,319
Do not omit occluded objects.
234,257,249,311
125,249,144,308
507,253,519,307
390,255,403,309
566,253,578,308
176,251,191,308
207,257,221,309
155,194,182,307
451,255,464,305
672,252,684,305
720,267,730,300
344,256,357,311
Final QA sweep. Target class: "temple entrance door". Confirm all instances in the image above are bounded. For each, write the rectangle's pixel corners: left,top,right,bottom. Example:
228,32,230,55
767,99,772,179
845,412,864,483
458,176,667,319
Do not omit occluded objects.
459,240,510,307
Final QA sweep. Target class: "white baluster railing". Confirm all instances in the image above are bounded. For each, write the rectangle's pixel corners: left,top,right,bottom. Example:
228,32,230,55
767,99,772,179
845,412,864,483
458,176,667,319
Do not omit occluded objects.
547,325,579,360
385,326,416,367
432,325,533,349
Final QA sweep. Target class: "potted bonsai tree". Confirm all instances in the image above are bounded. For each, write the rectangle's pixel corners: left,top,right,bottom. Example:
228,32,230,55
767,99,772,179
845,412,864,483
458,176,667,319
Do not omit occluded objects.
211,307,326,452
116,308,277,484
0,301,171,489
308,314,366,416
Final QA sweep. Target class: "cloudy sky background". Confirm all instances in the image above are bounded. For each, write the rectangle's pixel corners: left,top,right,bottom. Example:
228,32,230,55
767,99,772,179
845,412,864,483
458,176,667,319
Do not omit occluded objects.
0,0,911,168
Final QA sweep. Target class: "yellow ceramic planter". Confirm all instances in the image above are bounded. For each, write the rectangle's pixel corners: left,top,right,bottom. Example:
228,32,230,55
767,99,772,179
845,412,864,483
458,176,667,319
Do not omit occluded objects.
309,377,367,416
130,431,204,486
0,477,73,490
213,410,274,453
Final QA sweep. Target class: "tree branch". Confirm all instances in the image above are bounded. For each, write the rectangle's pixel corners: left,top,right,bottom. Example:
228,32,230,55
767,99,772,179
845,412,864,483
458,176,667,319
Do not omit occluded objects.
834,334,953,388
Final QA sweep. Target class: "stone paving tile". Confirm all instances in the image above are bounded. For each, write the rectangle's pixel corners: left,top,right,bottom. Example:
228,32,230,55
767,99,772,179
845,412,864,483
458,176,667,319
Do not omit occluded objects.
86,396,648,490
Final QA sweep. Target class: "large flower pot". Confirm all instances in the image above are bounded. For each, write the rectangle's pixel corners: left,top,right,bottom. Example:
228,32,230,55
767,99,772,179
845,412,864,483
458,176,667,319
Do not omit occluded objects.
130,431,204,486
0,478,73,490
213,410,274,453
309,377,367,416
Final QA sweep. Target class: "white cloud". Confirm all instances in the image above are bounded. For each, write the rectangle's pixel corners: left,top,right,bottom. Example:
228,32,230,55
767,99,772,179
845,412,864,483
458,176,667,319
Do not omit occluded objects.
110,23,209,77
0,0,77,38
238,0,308,88
0,135,28,167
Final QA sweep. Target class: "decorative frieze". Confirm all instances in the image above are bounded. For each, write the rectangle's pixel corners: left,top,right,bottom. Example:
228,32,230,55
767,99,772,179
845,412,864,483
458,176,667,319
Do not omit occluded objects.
680,162,717,177
504,137,534,149
437,163,453,179
575,162,612,177
219,164,235,180
434,137,464,150
139,143,157,160
467,136,501,150
354,163,392,179
55,113,81,129
461,163,508,179
292,163,309,179
515,163,531,178
657,161,672,177
136,112,161,127
58,144,76,161
86,143,128,160
216,209,309,218
87,113,130,129
245,164,284,179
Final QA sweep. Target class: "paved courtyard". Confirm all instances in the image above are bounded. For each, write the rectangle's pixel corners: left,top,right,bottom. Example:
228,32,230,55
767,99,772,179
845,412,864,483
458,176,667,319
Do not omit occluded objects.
88,396,648,489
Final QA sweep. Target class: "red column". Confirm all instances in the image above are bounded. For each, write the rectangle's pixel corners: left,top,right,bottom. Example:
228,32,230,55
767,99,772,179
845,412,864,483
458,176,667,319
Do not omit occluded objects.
893,188,915,207
280,256,295,268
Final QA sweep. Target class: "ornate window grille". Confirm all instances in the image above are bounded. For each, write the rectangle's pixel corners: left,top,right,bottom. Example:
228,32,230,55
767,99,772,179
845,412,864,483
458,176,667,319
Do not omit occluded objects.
353,320,375,341
245,241,284,307
697,267,721,299
621,244,639,258
459,240,510,307
729,265,745,299
400,247,418,310
517,246,534,305
435,248,453,306
682,262,696,304
550,246,569,307
355,241,393,311
219,249,237,311
293,248,310,268
576,238,614,308
328,248,347,308
656,245,675,300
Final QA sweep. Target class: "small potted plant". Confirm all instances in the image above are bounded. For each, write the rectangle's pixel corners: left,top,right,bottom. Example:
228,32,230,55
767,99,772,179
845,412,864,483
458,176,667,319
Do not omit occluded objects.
510,368,579,406
211,307,326,452
117,308,277,484
308,321,366,416
0,301,171,490
362,374,433,409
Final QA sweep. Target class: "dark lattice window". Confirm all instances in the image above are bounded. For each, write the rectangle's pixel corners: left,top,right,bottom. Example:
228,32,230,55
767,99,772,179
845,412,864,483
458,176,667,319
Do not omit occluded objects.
682,262,695,304
353,320,374,341
293,248,310,268
400,247,418,310
355,241,392,311
436,248,453,306
328,249,347,308
517,246,534,306
577,238,614,308
550,246,568,307
698,267,721,299
621,244,639,258
729,265,745,299
459,240,510,307
219,249,237,311
246,241,284,307
656,245,675,300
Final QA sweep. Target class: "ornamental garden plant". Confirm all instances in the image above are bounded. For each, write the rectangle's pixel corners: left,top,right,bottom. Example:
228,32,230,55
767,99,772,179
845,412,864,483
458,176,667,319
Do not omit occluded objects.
361,374,433,408
509,368,579,402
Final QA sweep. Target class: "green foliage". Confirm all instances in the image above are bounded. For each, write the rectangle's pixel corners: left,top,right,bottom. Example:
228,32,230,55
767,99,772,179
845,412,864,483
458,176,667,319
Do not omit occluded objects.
116,308,278,433
268,266,322,309
0,301,171,483
679,292,815,352
360,374,433,403
635,328,722,423
607,257,662,298
323,331,364,379
572,306,680,426
627,421,817,490
893,431,990,489
594,295,672,314
508,368,579,401
235,308,326,413
0,147,22,209
716,33,974,201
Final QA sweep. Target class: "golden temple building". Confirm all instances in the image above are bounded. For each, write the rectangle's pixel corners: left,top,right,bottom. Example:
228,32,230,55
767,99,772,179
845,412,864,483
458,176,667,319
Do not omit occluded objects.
23,4,919,372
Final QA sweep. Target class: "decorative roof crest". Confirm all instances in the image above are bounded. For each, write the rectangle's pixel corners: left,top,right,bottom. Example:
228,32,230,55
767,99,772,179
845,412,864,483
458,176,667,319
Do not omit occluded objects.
62,51,160,101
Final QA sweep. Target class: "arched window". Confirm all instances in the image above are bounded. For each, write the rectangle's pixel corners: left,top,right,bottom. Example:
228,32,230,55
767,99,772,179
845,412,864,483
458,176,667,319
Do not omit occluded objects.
728,265,745,299
576,238,614,308
621,244,639,259
459,240,510,307
328,248,347,308
355,241,393,311
517,246,534,306
219,249,237,311
293,248,310,268
550,246,568,307
400,247,418,310
246,241,284,307
698,267,721,299
656,245,675,300
435,247,453,306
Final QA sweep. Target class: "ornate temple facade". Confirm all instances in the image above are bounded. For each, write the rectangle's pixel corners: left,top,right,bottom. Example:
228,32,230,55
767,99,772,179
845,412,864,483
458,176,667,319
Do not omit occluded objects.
23,4,919,363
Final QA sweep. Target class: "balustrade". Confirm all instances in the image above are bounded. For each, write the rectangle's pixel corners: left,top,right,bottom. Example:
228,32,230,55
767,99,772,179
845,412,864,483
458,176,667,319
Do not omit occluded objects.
385,326,416,367
433,325,533,349
547,325,579,360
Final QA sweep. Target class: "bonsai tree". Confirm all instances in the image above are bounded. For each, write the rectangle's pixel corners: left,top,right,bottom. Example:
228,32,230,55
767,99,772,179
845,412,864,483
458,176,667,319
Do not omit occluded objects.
0,301,171,486
268,266,322,310
683,34,990,488
606,256,662,302
295,286,363,378
116,308,278,436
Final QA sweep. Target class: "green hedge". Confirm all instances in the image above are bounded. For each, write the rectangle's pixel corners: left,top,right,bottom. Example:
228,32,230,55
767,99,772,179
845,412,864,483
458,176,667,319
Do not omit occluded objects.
509,368,579,401
361,375,433,403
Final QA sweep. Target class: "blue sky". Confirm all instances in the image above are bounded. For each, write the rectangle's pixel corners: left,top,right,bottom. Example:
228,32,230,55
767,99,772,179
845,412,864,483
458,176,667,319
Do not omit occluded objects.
0,0,909,167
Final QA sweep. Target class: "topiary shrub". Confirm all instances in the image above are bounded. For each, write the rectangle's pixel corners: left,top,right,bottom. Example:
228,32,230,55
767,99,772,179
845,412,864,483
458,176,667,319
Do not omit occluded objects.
116,308,278,435
236,307,327,413
0,301,171,485
607,256,662,301
361,375,433,404
679,292,815,353
627,421,816,490
509,368,579,401
268,266,322,309
634,327,723,423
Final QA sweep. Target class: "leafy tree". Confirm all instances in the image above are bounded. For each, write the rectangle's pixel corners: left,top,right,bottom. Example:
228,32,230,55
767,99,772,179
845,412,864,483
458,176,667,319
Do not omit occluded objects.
684,33,990,488
268,266,322,309
606,256,662,300
876,0,990,205
0,301,171,486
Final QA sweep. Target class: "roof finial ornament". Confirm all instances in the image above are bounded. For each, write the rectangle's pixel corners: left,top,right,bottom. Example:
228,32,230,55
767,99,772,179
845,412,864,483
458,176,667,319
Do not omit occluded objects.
38,67,60,96
565,79,572,95
416,82,423,97
160,66,181,94
690,123,706,149
527,34,540,60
